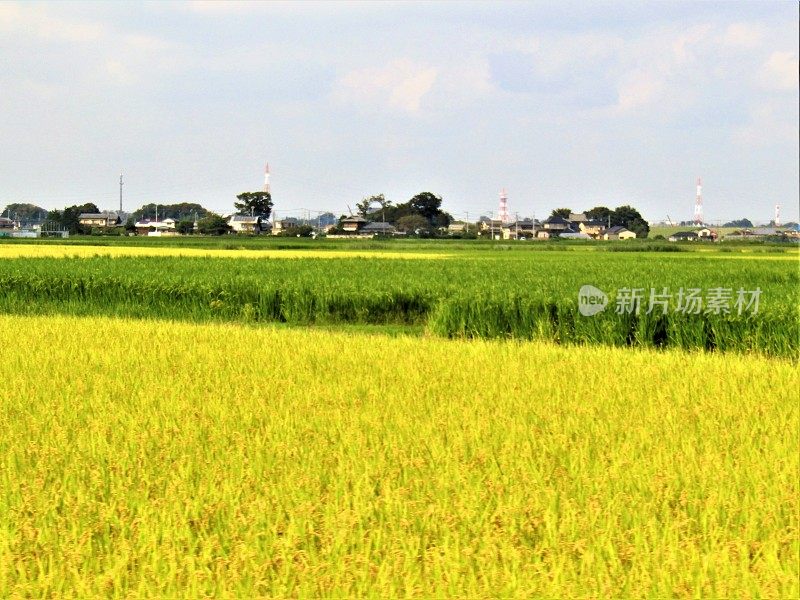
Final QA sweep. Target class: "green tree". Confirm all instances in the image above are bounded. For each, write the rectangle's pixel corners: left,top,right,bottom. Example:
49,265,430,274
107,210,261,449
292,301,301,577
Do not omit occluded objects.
550,208,572,219
196,214,230,235
397,214,430,234
52,203,101,234
409,192,443,222
176,219,195,235
132,203,209,222
279,225,314,237
124,217,136,233
723,218,753,228
613,205,650,238
234,192,273,218
1,203,47,224
356,194,391,218
586,206,613,224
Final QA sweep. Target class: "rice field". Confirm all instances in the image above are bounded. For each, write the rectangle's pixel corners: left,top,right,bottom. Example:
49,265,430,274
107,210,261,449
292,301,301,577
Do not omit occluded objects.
0,248,796,356
0,240,797,596
0,243,449,260
0,314,796,597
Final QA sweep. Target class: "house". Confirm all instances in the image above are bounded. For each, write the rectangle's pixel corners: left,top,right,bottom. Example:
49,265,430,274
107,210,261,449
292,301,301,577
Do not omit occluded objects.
579,219,605,238
568,212,588,224
78,212,119,228
479,218,505,237
271,218,298,236
697,227,713,238
228,215,263,233
340,215,368,233
604,225,636,240
668,231,699,242
542,215,572,232
0,217,14,229
501,219,536,240
134,219,177,235
448,222,468,233
362,221,396,236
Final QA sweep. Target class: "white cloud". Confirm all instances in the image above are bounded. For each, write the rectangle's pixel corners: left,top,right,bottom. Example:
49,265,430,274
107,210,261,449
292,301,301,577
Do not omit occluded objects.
333,59,438,113
722,22,764,48
616,69,664,111
759,51,799,90
733,98,799,147
0,3,106,43
671,24,713,63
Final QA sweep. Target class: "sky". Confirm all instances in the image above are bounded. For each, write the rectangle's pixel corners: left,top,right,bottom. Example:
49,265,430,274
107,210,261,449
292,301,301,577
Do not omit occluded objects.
0,1,797,224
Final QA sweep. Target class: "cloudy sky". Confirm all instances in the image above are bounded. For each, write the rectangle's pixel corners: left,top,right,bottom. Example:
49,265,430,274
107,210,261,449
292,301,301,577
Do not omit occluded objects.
1,1,797,223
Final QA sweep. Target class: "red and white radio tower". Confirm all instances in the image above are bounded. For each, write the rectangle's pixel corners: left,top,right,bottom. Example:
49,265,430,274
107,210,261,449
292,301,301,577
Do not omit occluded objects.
775,204,781,227
498,188,510,223
264,163,271,194
693,177,703,225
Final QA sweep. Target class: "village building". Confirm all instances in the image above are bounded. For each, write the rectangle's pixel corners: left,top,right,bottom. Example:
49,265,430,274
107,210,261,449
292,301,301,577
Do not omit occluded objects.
668,231,699,242
361,221,396,236
228,215,264,233
340,216,368,233
578,220,606,238
78,212,119,228
604,225,636,240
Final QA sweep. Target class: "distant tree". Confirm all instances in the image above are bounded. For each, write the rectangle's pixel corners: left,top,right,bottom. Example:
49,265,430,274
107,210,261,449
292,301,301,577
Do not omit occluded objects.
586,206,613,224
317,212,338,227
356,194,389,218
409,192,443,222
613,205,650,238
124,217,136,233
176,219,195,235
723,218,753,228
397,214,430,234
550,208,572,219
196,214,230,235
279,225,314,237
234,191,273,218
132,203,209,222
48,203,100,234
1,203,47,224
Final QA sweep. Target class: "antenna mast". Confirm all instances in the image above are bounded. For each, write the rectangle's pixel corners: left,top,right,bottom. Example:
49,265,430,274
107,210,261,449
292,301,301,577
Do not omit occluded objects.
264,163,271,194
119,173,124,213
498,188,510,223
693,177,703,225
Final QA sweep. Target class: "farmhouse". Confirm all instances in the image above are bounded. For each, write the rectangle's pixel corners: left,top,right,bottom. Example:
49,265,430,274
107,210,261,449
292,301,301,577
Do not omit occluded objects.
135,218,177,235
542,215,572,232
362,221,396,235
341,216,368,233
579,219,606,238
271,218,298,235
0,217,14,229
448,222,468,233
604,225,636,240
501,219,536,240
669,231,699,242
228,215,263,233
78,212,119,228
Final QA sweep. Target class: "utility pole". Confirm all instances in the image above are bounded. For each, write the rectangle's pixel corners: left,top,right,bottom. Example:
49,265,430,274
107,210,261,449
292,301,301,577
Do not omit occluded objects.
119,173,123,213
